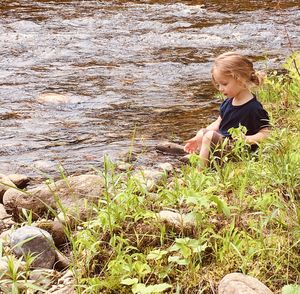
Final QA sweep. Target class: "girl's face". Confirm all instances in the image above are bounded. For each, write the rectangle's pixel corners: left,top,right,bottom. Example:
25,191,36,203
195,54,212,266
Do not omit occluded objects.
213,69,247,98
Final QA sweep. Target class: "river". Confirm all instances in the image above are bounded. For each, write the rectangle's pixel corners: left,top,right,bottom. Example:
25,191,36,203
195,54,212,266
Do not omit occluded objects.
0,0,299,179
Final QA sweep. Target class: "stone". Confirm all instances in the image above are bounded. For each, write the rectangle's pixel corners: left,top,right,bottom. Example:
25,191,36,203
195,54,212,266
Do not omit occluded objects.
156,142,186,155
3,174,104,220
55,251,70,271
116,162,133,171
0,174,16,202
35,220,67,247
156,162,173,173
132,169,166,192
29,269,60,288
0,204,14,233
8,174,30,189
48,270,75,293
157,210,195,230
218,273,273,294
10,226,56,269
0,204,11,220
37,93,70,104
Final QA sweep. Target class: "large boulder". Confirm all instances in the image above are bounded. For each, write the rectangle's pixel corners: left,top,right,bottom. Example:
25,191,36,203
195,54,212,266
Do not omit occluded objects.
3,174,104,219
218,273,273,294
10,226,56,269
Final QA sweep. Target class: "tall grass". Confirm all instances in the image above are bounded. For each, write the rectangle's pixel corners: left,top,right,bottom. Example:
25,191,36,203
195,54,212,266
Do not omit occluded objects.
1,54,299,293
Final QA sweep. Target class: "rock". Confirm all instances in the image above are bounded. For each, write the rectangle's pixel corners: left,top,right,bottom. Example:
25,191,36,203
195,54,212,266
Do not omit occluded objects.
132,169,166,192
0,256,26,278
0,256,9,274
156,142,186,155
116,162,133,171
0,204,11,220
0,204,14,232
156,162,173,173
218,273,273,294
157,210,195,230
50,285,75,294
29,269,60,288
0,174,16,203
10,226,56,269
119,150,138,163
3,174,104,220
37,93,70,104
35,220,67,247
8,174,30,189
48,270,75,293
55,251,70,271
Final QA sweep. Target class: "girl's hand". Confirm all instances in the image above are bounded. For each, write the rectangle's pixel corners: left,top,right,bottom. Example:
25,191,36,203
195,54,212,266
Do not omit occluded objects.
184,136,200,153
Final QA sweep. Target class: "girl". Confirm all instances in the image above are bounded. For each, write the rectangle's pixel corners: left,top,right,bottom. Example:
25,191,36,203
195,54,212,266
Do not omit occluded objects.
184,52,270,166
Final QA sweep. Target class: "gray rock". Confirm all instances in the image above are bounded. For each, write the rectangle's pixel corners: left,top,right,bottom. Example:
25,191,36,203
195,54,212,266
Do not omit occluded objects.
218,273,273,294
10,226,56,269
3,174,104,219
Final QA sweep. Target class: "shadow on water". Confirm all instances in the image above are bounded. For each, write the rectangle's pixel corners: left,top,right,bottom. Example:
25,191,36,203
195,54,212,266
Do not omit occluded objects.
0,0,299,178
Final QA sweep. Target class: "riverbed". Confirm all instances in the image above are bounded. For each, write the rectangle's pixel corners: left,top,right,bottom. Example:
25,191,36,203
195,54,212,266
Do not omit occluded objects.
0,0,299,178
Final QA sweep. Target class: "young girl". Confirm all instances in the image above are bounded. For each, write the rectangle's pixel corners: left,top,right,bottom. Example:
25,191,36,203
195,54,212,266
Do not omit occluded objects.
184,52,270,166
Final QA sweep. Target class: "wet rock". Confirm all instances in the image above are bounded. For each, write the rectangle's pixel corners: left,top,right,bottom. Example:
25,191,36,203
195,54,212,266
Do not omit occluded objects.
3,174,104,220
37,93,70,104
10,226,56,269
132,169,166,192
8,174,30,189
0,174,16,203
35,220,67,247
156,142,186,155
157,210,195,230
218,273,273,294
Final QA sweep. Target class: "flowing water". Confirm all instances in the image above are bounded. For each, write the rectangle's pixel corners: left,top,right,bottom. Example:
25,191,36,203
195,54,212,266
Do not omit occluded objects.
0,0,299,178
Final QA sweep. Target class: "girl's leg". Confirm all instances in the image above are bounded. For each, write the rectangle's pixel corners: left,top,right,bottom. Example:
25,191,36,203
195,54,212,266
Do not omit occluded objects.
199,130,223,166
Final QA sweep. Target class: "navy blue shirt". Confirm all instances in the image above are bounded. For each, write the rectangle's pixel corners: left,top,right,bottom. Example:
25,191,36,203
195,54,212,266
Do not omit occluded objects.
219,96,270,137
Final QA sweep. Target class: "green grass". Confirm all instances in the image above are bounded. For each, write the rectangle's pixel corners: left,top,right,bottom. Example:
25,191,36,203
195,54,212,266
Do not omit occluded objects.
1,53,300,294
65,53,300,293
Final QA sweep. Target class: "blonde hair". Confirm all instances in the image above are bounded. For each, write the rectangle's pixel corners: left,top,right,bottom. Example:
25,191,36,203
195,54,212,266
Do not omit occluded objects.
211,52,265,89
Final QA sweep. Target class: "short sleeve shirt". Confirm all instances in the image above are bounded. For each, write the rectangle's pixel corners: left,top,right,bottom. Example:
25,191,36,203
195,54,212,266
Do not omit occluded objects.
219,96,270,137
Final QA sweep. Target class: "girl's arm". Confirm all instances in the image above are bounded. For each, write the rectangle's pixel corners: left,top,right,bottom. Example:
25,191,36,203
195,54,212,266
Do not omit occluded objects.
245,128,270,144
206,116,222,131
